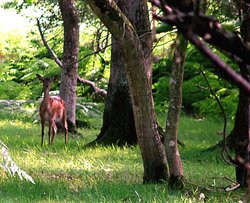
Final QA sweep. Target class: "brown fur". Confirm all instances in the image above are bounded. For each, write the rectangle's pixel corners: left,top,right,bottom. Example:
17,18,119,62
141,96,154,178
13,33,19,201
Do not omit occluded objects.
36,74,68,146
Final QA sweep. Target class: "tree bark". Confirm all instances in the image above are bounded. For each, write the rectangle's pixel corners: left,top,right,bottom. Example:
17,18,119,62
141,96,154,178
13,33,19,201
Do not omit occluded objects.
165,33,187,188
58,0,79,132
232,81,250,187
93,38,137,146
89,0,142,146
230,0,250,187
85,0,168,182
92,0,156,146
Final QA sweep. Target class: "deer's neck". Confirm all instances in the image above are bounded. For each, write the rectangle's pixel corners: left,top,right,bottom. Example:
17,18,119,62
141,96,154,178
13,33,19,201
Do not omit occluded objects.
43,88,50,106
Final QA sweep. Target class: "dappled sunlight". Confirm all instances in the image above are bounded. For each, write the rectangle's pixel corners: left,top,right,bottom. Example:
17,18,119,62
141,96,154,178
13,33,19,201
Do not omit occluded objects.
15,144,143,176
0,120,35,130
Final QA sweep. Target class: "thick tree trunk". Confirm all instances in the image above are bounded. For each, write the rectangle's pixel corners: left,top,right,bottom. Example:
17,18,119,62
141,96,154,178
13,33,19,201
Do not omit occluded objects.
93,39,137,145
233,84,250,187
165,33,187,188
58,0,79,132
91,0,140,146
86,0,169,182
232,2,250,187
93,0,155,146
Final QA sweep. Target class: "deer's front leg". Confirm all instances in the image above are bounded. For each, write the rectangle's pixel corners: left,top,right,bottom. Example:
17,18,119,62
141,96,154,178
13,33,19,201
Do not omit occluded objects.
41,119,45,146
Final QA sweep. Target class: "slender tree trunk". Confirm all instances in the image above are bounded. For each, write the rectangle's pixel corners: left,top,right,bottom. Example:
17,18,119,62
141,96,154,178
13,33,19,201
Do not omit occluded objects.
165,33,187,188
58,0,79,132
86,0,169,182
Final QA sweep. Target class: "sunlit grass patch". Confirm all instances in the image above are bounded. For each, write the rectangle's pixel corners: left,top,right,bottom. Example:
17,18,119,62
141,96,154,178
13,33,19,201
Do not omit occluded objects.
0,112,242,202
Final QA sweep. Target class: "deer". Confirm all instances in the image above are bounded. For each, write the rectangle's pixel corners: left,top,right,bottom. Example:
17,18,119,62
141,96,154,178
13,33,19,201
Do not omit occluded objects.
36,74,68,146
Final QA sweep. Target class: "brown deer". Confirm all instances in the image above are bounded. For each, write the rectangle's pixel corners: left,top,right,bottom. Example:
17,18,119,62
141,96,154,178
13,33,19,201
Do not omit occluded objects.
36,74,68,146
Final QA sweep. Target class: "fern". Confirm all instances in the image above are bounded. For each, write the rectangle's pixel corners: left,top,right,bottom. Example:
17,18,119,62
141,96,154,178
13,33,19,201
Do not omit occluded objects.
0,140,35,184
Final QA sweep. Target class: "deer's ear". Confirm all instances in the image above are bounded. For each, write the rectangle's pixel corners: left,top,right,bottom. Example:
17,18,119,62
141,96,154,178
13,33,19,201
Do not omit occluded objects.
36,74,43,81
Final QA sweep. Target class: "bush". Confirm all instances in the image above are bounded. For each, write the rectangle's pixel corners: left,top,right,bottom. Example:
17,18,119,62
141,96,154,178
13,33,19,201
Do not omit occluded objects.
152,46,239,119
0,81,32,100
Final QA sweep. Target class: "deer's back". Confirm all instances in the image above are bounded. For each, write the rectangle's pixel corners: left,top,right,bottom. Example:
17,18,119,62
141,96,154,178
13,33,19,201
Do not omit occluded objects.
40,96,66,122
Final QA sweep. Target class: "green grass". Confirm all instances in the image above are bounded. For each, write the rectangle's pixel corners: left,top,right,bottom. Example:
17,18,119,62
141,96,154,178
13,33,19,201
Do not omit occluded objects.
0,110,245,202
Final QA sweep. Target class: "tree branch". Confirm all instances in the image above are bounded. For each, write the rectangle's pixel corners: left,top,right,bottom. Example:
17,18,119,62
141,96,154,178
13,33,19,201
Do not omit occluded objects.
77,76,107,98
187,33,250,93
37,18,107,98
151,1,250,66
150,0,250,93
36,18,63,68
85,0,140,51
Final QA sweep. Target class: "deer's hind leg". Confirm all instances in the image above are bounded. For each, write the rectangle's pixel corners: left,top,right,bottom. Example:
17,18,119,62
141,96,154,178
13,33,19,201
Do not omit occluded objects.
51,120,57,145
63,110,68,145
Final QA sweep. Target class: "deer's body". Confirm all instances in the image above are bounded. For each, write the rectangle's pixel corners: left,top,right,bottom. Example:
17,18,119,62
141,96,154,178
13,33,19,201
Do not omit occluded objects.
37,74,68,146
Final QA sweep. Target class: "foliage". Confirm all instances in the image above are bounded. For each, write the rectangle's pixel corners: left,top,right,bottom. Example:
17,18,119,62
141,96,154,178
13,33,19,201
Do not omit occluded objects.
1,1,109,101
77,28,110,100
76,99,104,128
205,0,239,22
0,15,62,99
152,58,172,109
153,46,239,119
0,81,32,100
0,0,240,118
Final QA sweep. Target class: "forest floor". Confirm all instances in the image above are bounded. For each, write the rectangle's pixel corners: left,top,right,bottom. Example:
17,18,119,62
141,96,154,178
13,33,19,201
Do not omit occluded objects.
0,101,245,202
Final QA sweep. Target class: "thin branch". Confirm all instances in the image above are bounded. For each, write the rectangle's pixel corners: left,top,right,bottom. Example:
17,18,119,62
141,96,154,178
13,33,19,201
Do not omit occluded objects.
37,18,107,98
36,18,63,68
149,1,250,93
38,17,111,67
77,44,111,65
150,0,250,67
200,68,235,166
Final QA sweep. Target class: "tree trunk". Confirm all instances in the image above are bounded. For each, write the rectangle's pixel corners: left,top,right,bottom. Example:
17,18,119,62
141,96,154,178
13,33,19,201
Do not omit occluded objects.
231,1,250,187
58,0,79,132
92,0,156,146
90,0,141,146
94,38,137,146
165,33,187,188
86,0,169,182
233,84,250,187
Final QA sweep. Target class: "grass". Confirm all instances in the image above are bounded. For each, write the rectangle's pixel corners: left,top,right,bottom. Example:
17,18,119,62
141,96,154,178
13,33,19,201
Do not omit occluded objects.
0,107,246,202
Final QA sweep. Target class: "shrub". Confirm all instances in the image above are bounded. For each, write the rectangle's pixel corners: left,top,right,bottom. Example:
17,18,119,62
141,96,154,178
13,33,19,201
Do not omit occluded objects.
0,81,32,100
